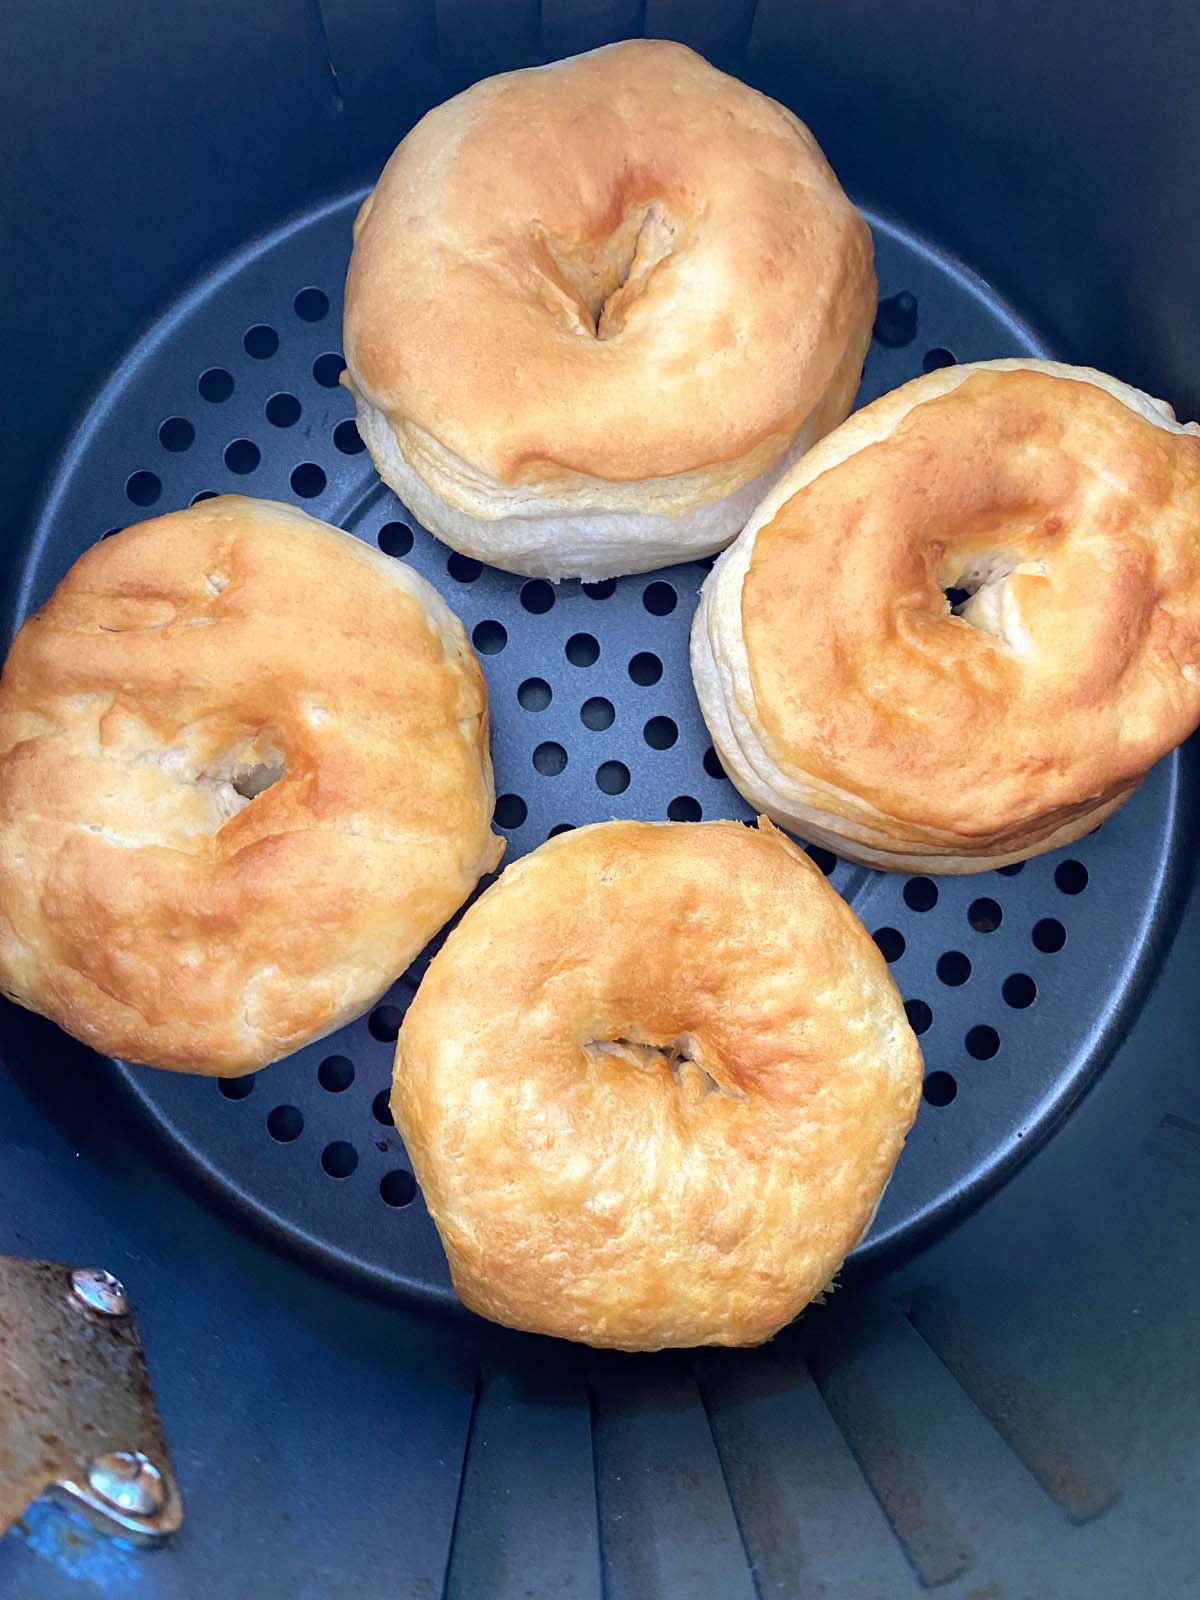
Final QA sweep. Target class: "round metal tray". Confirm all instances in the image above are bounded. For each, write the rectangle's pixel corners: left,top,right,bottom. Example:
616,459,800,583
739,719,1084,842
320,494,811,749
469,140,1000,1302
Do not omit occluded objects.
14,192,1190,1307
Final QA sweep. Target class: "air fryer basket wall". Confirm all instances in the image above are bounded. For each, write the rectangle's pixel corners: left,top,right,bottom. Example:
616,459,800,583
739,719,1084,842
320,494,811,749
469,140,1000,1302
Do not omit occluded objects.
2,4,1198,1597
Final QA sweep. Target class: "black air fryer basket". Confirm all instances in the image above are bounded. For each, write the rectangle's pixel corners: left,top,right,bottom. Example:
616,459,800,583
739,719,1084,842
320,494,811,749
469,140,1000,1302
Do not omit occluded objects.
2,4,1198,1597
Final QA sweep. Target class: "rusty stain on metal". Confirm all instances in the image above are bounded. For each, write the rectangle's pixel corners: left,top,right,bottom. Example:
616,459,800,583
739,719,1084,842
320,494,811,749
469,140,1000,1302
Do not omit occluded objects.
0,1256,182,1544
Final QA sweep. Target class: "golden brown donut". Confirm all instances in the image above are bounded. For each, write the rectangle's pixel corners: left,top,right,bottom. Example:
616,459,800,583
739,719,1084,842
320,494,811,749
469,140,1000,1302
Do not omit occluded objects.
393,820,922,1350
692,360,1200,872
343,39,875,581
0,496,502,1074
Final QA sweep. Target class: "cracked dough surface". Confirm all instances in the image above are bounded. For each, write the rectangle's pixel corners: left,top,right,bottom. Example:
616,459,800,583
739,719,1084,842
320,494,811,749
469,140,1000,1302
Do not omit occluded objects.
393,819,922,1350
0,496,501,1073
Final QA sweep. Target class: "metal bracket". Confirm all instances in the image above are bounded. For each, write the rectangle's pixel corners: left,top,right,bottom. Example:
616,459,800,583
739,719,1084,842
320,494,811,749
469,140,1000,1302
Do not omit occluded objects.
0,1256,183,1545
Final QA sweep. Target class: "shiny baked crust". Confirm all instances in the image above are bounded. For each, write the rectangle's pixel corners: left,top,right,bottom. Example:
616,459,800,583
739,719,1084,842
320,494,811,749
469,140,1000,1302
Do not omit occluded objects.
393,819,922,1350
343,39,875,580
0,496,502,1074
692,360,1200,872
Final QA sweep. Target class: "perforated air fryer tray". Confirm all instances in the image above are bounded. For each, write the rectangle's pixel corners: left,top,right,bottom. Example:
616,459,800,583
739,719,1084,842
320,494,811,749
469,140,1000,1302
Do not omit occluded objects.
13,193,1191,1306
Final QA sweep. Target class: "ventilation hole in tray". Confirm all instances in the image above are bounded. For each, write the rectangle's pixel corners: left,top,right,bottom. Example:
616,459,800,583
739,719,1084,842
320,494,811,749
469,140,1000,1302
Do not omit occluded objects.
922,346,957,371
473,619,507,654
644,715,678,750
1033,917,1067,953
290,462,326,498
1003,972,1037,1009
313,352,345,388
317,1054,354,1093
873,289,919,348
874,927,906,963
668,795,702,821
628,651,662,685
807,846,838,876
333,419,365,455
199,367,234,402
702,746,727,781
372,1090,394,1127
904,876,939,912
581,695,613,730
937,950,972,987
566,632,599,667
293,286,330,322
218,1075,256,1100
368,1005,403,1043
243,323,279,359
1054,859,1089,895
520,579,555,615
548,822,575,837
191,491,218,505
997,860,1026,877
158,416,194,452
923,1070,958,1107
905,999,933,1035
643,580,677,616
583,579,616,600
968,896,1003,932
267,1104,303,1142
381,1169,417,1208
533,741,568,776
378,521,413,558
125,470,161,507
596,760,630,795
321,1140,358,1178
447,552,481,582
266,392,301,428
966,1024,1000,1060
224,438,260,475
494,793,527,829
518,677,552,712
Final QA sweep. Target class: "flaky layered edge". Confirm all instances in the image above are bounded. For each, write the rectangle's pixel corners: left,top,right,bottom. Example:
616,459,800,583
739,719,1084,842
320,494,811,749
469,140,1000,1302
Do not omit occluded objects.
346,331,868,580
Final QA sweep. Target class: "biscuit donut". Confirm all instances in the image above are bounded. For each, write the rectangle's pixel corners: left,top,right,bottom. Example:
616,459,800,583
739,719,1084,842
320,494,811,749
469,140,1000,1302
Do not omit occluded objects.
393,820,922,1350
343,39,875,581
0,497,502,1074
693,360,1200,872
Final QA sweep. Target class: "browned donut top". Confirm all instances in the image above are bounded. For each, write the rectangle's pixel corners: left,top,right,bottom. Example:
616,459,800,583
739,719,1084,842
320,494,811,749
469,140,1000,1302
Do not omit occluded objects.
0,497,501,1073
394,820,921,1349
344,40,874,487
743,368,1200,836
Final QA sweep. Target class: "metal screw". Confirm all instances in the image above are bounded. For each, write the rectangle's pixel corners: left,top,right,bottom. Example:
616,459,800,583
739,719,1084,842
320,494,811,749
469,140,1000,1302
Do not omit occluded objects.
86,1451,166,1519
70,1268,129,1317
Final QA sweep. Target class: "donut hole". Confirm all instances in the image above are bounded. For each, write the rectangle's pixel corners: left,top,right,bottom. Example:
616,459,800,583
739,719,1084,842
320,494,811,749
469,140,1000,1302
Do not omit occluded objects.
940,550,1048,643
197,734,286,819
230,758,284,801
542,200,680,341
584,1035,745,1103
